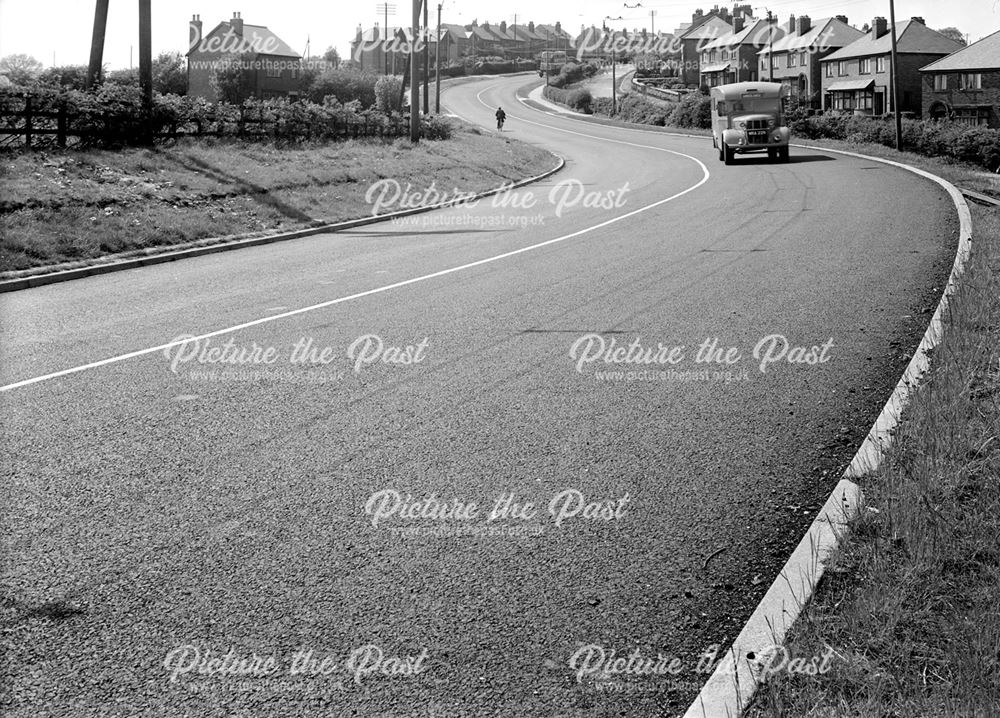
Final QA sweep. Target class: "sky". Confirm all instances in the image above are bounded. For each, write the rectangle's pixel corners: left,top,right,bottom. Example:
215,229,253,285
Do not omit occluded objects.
0,0,996,70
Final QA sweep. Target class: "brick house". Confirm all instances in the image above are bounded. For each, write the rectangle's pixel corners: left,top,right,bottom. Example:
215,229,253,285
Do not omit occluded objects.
819,17,963,116
677,13,733,86
920,29,1000,127
351,26,455,74
187,12,302,101
700,14,786,87
756,15,864,108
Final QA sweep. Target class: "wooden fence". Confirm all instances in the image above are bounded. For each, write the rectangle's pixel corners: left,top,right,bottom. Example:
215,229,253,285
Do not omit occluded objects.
0,93,409,150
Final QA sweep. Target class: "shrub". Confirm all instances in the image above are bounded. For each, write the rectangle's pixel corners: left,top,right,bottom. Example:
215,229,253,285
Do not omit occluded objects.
307,67,378,108
421,115,453,140
667,92,711,129
374,75,403,115
542,85,592,114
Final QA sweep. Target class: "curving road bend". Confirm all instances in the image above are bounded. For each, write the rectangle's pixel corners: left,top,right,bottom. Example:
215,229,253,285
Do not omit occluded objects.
0,73,958,717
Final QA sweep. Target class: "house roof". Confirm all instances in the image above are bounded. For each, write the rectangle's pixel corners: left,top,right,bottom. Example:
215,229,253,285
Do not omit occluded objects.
702,18,781,50
192,21,301,58
440,23,471,40
758,18,865,55
823,19,964,61
681,15,731,41
535,24,572,40
920,29,1000,72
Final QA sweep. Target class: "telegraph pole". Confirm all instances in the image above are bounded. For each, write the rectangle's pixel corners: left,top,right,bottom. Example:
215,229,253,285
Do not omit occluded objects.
888,0,903,150
435,3,442,113
423,0,430,113
767,10,774,81
138,0,153,142
86,0,110,89
410,0,420,140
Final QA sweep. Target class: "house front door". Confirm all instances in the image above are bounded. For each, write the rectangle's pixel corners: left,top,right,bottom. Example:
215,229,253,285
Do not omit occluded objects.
874,90,885,116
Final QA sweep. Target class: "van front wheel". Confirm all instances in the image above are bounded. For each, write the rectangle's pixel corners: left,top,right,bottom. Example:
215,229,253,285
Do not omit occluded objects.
718,143,725,162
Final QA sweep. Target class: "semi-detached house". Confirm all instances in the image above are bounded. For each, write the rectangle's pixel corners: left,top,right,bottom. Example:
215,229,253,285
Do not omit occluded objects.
819,16,963,116
920,29,1000,127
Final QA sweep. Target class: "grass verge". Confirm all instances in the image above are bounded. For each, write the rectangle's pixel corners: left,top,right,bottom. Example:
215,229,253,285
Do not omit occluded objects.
0,120,557,276
746,199,999,716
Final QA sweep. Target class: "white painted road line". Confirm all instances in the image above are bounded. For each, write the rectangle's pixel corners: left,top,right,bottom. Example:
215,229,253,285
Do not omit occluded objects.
0,150,709,394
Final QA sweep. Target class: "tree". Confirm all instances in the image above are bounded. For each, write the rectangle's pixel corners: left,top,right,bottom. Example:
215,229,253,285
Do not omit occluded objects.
322,46,341,69
374,75,403,114
152,51,187,95
0,54,43,86
936,27,967,47
37,65,90,90
211,52,254,104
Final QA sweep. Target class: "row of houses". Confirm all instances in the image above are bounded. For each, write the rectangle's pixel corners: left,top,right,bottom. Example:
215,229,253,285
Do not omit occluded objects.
184,10,999,128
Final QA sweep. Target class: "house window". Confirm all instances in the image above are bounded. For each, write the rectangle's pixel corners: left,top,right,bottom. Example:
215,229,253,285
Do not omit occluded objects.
876,56,886,73
838,61,847,76
266,65,282,78
954,107,989,126
825,62,834,77
959,73,982,90
799,50,807,66
788,53,795,67
858,91,873,111
934,74,947,91
832,91,854,110
859,58,871,74
761,57,767,70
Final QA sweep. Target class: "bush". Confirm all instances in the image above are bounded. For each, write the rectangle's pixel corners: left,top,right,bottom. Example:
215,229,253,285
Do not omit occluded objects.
421,115,453,140
667,92,711,129
542,85,592,114
307,67,378,108
374,75,403,115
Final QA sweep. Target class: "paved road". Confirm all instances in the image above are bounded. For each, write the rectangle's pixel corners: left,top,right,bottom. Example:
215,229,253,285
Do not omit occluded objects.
1,74,958,717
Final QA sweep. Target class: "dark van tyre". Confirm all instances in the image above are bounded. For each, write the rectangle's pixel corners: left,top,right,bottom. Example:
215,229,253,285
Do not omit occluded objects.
780,146,790,163
724,144,735,165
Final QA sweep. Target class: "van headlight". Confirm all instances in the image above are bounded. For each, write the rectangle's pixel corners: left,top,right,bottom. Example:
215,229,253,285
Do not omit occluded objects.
738,121,746,129
768,119,776,128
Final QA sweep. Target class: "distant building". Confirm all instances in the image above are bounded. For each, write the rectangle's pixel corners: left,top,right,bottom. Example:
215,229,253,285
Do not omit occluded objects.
677,11,733,86
700,14,784,87
757,16,864,108
819,17,963,116
187,12,302,101
921,29,1000,127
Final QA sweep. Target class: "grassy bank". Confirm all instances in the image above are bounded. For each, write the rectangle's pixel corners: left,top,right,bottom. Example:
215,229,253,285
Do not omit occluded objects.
747,201,999,715
0,121,557,276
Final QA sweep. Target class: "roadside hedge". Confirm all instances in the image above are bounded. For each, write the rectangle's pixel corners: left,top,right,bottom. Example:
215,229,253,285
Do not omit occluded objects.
542,85,593,114
789,113,1000,171
591,92,710,129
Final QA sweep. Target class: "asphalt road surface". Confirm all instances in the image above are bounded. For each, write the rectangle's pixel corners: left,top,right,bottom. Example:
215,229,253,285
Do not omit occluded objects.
1,74,958,717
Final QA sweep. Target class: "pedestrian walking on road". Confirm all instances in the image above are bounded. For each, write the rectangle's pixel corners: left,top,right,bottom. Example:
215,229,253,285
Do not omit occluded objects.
496,107,506,132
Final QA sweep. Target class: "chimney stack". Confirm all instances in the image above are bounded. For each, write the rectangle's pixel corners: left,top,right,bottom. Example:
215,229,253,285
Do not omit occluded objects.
733,16,745,33
787,13,796,33
190,14,203,49
797,15,811,35
835,15,848,25
231,11,244,37
910,17,925,25
872,17,888,38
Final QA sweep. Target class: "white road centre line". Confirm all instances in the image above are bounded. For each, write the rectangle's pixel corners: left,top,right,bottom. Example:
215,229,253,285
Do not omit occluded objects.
1,87,710,394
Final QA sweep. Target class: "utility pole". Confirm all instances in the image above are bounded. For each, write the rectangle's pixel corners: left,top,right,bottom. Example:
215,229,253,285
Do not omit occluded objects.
612,47,617,114
410,0,420,140
423,0,430,113
138,0,153,142
86,0,110,89
435,3,442,113
767,10,774,82
888,0,903,150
